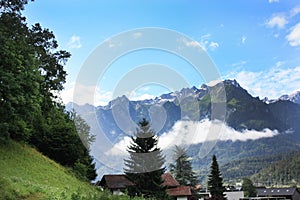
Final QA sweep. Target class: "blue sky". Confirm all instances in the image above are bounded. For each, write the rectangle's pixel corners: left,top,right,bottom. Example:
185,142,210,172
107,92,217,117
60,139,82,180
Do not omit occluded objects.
23,0,300,106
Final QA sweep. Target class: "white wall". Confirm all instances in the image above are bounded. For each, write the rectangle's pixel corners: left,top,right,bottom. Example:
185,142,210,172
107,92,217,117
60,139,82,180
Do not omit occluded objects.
225,191,244,200
176,196,188,200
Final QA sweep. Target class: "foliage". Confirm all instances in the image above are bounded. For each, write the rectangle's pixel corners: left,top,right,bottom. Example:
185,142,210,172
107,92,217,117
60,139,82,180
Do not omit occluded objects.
124,119,169,199
251,151,300,187
221,152,290,182
169,145,198,187
242,178,257,197
0,140,94,199
0,0,96,181
0,10,42,141
207,155,226,200
73,111,95,150
0,140,148,200
0,0,33,12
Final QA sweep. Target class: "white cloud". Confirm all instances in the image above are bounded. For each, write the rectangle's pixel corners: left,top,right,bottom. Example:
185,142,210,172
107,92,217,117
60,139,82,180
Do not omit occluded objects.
242,36,247,44
67,35,82,49
179,35,219,52
184,40,201,48
158,120,278,148
209,41,219,51
268,0,279,3
105,39,122,48
228,66,300,99
105,119,279,157
105,136,131,156
290,6,300,17
60,83,112,106
266,15,288,29
264,7,300,46
199,34,219,51
179,37,205,52
103,120,279,172
232,60,247,68
286,23,300,46
129,93,156,101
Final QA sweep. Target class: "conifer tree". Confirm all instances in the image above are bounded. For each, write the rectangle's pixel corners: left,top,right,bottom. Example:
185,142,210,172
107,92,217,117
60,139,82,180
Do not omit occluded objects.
124,118,169,199
169,145,198,187
207,155,226,200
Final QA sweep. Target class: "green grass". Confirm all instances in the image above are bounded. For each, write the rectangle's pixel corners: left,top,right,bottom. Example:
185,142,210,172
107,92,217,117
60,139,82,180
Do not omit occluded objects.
0,140,144,200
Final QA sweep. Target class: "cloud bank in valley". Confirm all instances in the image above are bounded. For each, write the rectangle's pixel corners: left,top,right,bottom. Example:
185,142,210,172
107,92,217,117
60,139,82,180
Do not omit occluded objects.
105,119,279,156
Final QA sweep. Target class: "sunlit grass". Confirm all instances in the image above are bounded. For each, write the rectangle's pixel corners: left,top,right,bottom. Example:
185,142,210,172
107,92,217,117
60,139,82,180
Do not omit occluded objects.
0,140,145,200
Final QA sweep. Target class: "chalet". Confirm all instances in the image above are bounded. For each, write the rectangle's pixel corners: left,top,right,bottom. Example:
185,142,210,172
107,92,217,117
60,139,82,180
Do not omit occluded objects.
162,173,180,188
167,186,194,200
256,187,300,200
97,173,195,199
95,174,135,195
162,173,195,200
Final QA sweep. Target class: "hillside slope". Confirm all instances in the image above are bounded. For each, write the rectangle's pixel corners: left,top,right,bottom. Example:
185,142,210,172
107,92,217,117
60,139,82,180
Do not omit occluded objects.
251,151,300,187
0,140,139,200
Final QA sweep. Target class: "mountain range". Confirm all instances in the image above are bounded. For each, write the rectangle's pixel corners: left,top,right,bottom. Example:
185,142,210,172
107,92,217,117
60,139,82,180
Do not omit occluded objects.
68,79,300,185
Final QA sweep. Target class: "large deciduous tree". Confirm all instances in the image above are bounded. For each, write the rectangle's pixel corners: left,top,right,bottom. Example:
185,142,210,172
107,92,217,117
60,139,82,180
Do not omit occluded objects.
169,145,198,187
0,0,96,181
207,155,226,200
124,118,169,199
0,0,70,141
242,177,257,197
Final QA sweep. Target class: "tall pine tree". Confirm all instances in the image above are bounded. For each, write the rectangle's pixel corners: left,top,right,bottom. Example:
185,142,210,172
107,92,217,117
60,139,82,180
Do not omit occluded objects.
124,118,169,199
207,155,226,200
169,145,198,187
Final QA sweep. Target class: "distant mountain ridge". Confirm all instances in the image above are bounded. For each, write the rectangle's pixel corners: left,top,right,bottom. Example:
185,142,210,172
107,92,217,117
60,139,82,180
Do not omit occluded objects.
69,79,300,140
263,91,300,104
68,79,300,184
279,91,300,104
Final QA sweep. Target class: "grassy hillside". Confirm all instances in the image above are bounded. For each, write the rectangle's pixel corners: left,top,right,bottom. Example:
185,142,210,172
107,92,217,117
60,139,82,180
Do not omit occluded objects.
0,140,141,200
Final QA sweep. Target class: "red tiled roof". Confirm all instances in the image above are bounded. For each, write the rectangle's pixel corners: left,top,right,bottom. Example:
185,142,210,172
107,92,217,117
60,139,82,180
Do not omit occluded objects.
167,186,192,197
162,173,180,187
99,174,135,189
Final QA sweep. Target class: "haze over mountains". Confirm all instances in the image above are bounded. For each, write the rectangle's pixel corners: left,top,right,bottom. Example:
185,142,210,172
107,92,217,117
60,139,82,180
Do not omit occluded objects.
68,79,300,184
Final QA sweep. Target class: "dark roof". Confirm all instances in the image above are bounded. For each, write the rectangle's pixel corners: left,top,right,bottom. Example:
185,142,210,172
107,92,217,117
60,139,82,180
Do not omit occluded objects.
257,187,297,196
98,173,180,190
98,174,135,189
162,173,180,187
167,186,192,197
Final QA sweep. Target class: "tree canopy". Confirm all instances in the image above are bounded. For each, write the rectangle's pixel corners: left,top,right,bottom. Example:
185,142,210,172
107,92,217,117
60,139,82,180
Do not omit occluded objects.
0,0,96,181
242,177,257,197
124,119,169,199
169,145,198,187
207,155,226,200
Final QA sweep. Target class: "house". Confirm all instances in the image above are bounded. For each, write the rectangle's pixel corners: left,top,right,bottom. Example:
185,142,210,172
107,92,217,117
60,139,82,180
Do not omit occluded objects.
167,186,194,200
257,187,300,200
162,173,195,200
224,186,244,200
97,173,195,199
225,190,244,200
162,173,180,188
95,174,135,195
